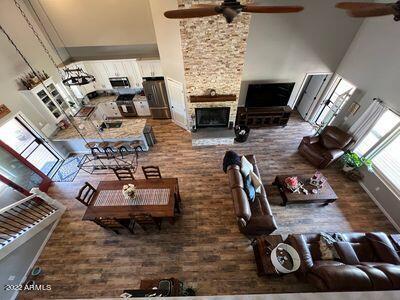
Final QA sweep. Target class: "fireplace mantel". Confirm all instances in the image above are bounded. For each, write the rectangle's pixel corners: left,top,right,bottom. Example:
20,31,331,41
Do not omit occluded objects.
190,94,236,103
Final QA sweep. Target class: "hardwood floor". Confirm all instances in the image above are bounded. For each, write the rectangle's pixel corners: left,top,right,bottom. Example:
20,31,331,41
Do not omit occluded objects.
20,113,396,299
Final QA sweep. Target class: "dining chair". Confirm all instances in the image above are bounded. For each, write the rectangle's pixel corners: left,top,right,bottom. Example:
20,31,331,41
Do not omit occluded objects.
75,182,97,206
93,217,121,234
130,214,162,232
142,166,162,179
113,167,135,181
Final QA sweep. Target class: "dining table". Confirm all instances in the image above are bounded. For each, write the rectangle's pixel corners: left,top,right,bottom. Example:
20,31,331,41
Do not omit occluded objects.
82,178,180,223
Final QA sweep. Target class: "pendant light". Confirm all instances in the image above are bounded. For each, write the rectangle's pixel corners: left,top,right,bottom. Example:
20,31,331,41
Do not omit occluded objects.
62,67,96,86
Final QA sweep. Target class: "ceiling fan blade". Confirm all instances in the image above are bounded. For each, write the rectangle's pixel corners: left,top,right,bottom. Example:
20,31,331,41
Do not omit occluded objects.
336,2,390,10
242,5,304,14
347,6,396,18
164,7,219,19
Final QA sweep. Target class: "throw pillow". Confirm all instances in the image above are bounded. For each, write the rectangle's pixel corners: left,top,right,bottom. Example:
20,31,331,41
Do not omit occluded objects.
222,150,241,173
319,232,340,260
244,174,256,202
240,156,253,177
250,170,262,193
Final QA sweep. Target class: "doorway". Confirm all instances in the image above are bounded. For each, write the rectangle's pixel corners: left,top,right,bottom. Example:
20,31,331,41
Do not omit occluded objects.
296,74,332,121
0,115,61,176
312,76,356,129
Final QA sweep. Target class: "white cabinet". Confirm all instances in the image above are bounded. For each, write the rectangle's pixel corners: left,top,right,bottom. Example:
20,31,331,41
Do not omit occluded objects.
137,60,163,78
21,78,73,122
64,59,162,92
65,62,96,98
104,61,127,78
90,62,112,90
122,60,143,88
134,100,151,116
97,101,121,119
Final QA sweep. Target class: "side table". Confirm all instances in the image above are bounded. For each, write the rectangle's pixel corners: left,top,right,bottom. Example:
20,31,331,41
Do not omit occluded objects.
252,235,283,276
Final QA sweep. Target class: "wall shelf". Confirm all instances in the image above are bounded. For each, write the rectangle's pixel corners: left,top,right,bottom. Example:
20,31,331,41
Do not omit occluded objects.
190,94,236,103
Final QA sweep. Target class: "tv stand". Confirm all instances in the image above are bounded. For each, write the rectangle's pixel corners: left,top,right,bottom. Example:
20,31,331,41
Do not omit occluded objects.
236,106,292,128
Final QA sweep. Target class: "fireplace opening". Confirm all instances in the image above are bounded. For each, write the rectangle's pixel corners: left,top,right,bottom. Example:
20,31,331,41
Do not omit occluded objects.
195,107,230,128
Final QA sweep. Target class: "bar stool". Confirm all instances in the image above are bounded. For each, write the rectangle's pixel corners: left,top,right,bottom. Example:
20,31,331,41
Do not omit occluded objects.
129,140,143,153
85,142,98,149
112,141,130,158
98,141,110,150
85,142,102,158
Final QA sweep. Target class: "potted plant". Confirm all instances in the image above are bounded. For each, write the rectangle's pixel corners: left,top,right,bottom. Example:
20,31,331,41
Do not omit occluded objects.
341,151,373,181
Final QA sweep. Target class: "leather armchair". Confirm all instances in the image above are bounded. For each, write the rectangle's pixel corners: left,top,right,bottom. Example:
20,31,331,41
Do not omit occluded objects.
298,126,353,169
287,232,400,291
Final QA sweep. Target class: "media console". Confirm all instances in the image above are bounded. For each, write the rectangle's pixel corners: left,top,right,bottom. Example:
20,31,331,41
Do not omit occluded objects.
235,106,292,128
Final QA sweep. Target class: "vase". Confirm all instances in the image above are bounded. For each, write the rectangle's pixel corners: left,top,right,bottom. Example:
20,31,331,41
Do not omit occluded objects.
342,165,354,172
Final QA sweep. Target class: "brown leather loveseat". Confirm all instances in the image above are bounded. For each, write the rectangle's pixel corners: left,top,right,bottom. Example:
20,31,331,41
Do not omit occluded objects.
298,126,353,169
288,232,400,291
226,154,277,236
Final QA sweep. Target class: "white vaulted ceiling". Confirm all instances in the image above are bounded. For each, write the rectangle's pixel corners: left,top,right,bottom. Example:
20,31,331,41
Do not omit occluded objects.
32,0,157,47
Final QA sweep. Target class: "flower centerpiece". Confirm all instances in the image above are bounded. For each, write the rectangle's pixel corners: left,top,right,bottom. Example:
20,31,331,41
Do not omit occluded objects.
122,184,136,200
284,176,301,193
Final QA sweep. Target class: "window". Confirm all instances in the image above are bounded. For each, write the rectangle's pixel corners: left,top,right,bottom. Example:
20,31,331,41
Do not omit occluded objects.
353,109,400,194
372,134,400,192
354,110,400,156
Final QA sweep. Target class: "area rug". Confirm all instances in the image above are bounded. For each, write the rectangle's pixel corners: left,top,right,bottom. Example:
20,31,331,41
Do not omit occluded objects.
51,155,83,182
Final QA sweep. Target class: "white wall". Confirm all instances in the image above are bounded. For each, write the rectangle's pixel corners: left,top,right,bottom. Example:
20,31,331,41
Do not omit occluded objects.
33,0,157,47
148,0,186,84
333,16,400,229
0,0,64,131
240,0,364,107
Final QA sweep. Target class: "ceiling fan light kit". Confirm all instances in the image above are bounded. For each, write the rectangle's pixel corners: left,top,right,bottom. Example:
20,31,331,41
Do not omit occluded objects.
164,0,304,24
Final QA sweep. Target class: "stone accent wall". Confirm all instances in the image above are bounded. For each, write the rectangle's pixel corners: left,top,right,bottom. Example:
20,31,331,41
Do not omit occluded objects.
179,1,251,126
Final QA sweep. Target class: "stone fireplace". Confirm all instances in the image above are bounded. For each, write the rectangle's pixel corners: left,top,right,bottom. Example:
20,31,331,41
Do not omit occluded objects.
179,1,251,132
195,107,230,128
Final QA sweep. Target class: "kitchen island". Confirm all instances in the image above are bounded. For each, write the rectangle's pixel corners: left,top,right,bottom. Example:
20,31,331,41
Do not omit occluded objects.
51,118,149,154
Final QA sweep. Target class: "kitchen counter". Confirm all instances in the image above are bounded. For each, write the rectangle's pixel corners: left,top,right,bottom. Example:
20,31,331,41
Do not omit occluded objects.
52,118,147,141
88,95,117,106
51,118,149,154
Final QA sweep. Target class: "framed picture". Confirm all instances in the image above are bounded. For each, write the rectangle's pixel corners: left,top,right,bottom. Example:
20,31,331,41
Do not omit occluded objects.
0,104,11,119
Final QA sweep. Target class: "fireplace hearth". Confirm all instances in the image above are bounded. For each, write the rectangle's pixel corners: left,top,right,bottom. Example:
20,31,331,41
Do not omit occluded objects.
195,107,230,128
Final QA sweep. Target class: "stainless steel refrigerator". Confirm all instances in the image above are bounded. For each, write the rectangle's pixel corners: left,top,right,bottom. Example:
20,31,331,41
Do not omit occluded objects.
142,79,171,119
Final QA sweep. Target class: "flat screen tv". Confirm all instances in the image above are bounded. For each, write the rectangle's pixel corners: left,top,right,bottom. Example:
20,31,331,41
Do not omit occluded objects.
245,82,295,107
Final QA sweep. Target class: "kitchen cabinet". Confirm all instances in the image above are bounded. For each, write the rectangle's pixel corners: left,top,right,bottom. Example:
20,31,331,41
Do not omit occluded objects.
65,62,96,98
90,62,112,90
122,60,143,88
137,60,163,78
63,59,161,93
104,61,127,78
20,78,74,123
97,101,122,119
134,100,151,116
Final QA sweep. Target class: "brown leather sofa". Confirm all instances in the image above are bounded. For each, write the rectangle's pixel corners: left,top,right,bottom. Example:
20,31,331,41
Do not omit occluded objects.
226,154,277,236
287,232,400,291
298,126,353,169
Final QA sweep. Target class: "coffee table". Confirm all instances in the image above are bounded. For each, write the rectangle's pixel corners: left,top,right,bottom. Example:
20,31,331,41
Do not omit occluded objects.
252,235,283,276
274,174,338,206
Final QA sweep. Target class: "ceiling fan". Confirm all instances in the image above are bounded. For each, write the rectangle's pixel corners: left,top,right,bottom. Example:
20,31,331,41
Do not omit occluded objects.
336,1,400,21
164,0,304,23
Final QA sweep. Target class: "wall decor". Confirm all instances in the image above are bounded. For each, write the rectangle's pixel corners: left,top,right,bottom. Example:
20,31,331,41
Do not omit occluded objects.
0,104,11,119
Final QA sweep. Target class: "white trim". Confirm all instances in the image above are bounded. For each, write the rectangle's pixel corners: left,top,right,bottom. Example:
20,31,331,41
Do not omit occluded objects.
371,167,400,200
0,194,36,214
293,72,333,112
10,219,60,300
359,181,400,232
